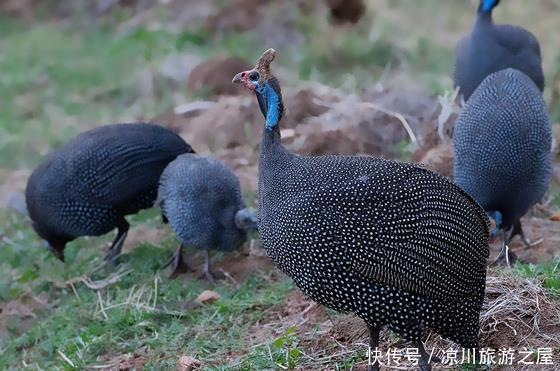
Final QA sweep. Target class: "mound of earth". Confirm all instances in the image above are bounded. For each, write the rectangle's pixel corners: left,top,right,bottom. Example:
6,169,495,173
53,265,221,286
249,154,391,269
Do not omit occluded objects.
186,55,252,97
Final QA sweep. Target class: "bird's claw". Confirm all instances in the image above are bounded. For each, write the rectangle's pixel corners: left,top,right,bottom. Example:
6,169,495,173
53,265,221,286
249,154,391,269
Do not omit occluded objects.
162,248,192,276
199,269,225,282
104,249,121,266
522,237,543,249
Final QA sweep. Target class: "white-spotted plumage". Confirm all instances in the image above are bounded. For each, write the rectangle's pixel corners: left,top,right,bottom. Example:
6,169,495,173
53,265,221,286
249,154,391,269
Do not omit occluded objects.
234,51,490,368
259,143,489,348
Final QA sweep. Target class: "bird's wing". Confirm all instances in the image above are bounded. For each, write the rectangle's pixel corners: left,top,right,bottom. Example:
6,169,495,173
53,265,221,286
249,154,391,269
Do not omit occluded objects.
495,24,541,57
84,139,189,206
311,164,488,300
453,36,470,82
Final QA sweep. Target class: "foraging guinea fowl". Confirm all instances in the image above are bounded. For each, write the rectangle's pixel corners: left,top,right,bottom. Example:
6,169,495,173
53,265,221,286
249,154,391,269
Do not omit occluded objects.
454,68,552,265
157,154,258,280
26,123,193,264
233,49,489,370
453,0,544,101
324,0,365,25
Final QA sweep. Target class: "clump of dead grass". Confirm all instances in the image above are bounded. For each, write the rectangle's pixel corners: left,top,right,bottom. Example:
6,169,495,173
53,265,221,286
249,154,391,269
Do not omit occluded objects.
480,269,560,348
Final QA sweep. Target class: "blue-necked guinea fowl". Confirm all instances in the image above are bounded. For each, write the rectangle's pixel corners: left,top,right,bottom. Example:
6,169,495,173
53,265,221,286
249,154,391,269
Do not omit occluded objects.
453,0,544,101
233,49,489,371
157,153,257,280
26,123,194,264
454,68,551,266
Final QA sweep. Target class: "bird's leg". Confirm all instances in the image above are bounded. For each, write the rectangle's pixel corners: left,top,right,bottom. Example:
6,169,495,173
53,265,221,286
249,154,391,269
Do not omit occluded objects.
489,230,507,266
512,220,542,249
162,243,191,276
415,340,437,371
366,323,380,371
105,218,129,266
200,250,222,282
490,228,517,267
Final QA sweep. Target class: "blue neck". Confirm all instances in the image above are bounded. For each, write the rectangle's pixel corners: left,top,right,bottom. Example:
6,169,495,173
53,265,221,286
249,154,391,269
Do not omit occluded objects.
256,83,281,130
480,0,496,14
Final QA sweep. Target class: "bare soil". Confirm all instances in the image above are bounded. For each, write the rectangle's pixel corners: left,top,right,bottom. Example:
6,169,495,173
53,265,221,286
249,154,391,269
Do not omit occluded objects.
173,249,275,284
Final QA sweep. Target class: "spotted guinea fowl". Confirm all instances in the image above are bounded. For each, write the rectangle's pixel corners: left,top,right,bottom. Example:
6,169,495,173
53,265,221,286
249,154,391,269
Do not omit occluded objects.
233,49,489,371
26,123,194,264
453,0,544,101
454,68,551,265
157,154,257,280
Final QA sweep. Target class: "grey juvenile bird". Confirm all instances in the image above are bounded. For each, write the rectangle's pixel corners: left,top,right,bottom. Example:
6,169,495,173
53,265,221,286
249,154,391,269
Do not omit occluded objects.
157,154,257,280
234,49,489,371
454,0,544,101
454,68,551,265
26,123,193,264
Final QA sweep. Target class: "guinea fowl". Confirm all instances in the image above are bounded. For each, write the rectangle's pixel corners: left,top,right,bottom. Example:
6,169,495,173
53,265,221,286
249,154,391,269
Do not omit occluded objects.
26,123,194,264
454,68,551,265
453,0,544,101
233,49,489,371
157,154,258,280
324,0,365,25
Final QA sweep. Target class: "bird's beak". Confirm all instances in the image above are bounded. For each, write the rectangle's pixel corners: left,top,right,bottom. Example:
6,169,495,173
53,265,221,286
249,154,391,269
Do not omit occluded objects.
50,246,65,262
248,216,259,231
232,72,244,84
55,250,65,262
45,240,65,262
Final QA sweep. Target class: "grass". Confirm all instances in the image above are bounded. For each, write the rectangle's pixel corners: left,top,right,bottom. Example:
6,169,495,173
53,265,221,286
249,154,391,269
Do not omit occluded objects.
1,1,560,369
0,16,190,169
514,258,560,294
0,210,296,369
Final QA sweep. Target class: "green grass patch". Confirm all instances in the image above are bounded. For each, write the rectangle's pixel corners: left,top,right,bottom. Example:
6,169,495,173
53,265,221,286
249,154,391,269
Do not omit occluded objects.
0,208,294,369
514,257,560,294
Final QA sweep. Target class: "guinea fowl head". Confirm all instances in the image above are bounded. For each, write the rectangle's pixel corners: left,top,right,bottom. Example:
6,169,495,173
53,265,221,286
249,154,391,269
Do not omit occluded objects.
234,208,259,231
479,0,499,14
232,48,284,130
32,221,68,261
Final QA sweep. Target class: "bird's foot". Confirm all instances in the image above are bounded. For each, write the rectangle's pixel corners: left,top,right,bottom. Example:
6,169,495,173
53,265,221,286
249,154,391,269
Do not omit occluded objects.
104,249,121,267
490,248,518,267
199,269,225,283
513,221,542,249
521,236,543,249
162,249,192,277
419,354,437,371
416,340,438,371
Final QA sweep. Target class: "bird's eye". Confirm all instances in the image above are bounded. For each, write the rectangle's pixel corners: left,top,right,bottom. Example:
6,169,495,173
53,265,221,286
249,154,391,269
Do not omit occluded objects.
249,72,259,81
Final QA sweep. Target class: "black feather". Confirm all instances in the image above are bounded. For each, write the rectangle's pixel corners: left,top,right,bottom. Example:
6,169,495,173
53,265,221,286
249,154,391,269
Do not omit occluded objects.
26,122,193,260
